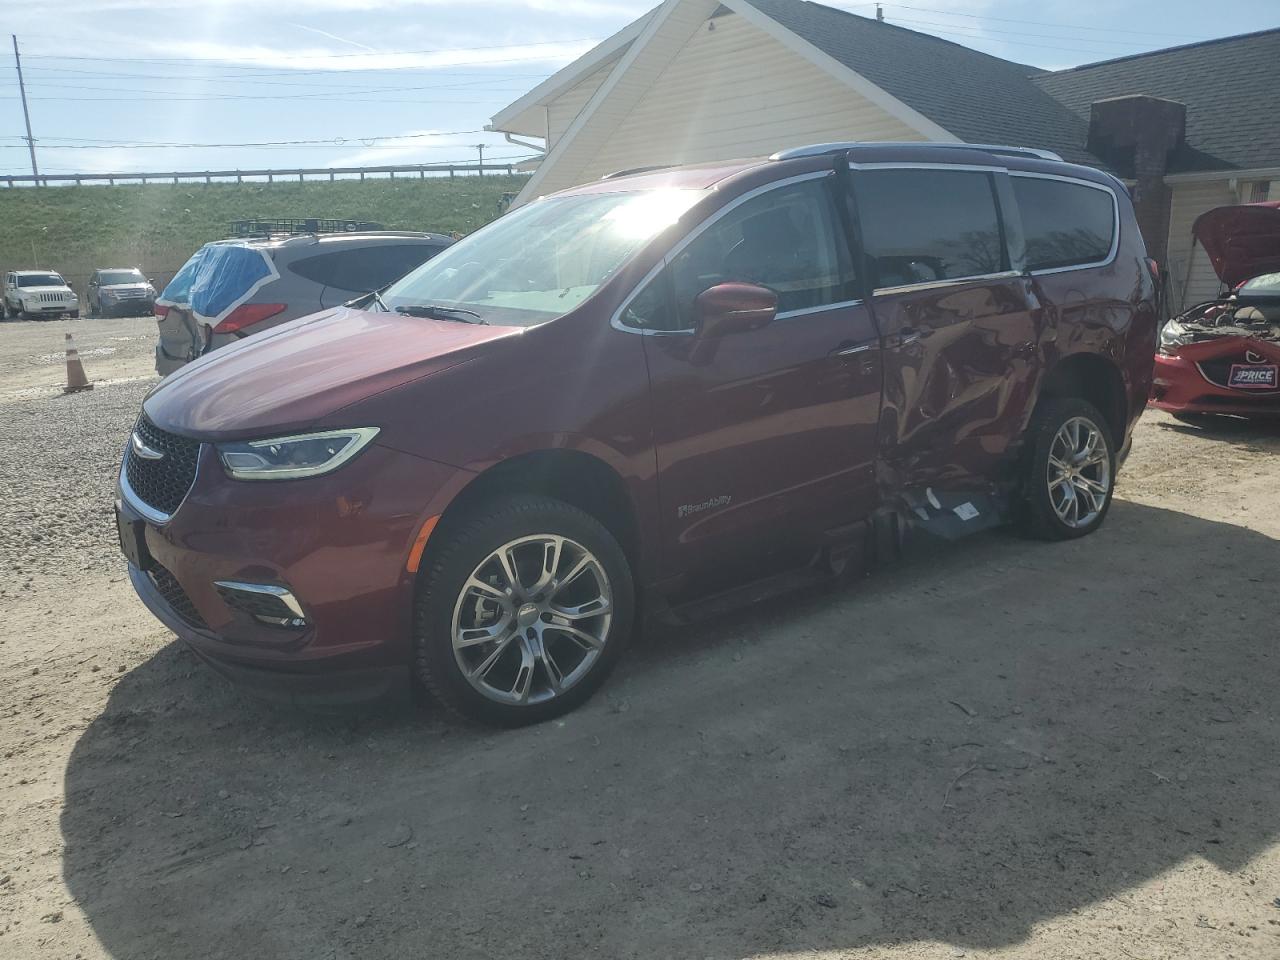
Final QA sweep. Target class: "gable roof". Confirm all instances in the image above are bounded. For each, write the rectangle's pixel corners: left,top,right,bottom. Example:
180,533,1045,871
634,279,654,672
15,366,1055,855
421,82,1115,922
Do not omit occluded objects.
1032,28,1280,174
490,0,1280,182
737,0,1094,164
487,11,656,137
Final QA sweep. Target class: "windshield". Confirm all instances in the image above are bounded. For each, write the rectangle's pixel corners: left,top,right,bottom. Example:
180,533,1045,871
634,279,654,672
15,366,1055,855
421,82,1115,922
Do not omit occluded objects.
18,274,65,287
381,189,703,326
99,270,145,285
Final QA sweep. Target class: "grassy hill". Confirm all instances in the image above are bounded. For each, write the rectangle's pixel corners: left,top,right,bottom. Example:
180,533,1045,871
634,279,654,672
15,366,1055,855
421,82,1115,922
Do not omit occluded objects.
0,175,526,295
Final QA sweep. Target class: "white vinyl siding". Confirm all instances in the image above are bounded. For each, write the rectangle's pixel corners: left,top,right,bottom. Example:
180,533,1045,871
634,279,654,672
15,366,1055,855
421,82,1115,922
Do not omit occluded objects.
547,60,617,149
1166,179,1238,312
530,8,925,196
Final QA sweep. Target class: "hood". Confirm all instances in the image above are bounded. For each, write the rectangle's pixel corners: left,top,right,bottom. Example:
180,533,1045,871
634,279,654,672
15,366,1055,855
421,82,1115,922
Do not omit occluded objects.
20,285,73,294
1191,201,1280,288
1172,334,1280,364
144,306,520,439
101,283,152,292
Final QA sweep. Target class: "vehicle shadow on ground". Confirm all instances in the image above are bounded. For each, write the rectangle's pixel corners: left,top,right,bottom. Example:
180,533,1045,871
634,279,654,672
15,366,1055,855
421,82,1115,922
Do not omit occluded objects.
1156,414,1280,447
62,501,1280,959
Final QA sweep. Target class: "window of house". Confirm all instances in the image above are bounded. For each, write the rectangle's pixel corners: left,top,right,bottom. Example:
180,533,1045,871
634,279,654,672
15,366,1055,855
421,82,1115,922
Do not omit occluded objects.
853,169,1006,287
1011,176,1117,272
664,178,854,330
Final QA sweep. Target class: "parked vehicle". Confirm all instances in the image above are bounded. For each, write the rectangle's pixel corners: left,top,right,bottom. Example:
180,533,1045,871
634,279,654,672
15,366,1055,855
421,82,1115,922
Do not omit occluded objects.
116,143,1158,724
88,268,157,318
3,270,79,320
1152,201,1280,420
154,227,454,375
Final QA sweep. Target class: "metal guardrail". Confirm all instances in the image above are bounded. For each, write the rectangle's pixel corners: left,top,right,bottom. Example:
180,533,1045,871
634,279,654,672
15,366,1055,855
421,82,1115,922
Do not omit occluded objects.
2,162,521,187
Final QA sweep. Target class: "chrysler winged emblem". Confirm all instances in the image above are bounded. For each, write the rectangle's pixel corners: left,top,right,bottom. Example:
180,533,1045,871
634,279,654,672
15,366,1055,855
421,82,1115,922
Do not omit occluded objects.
131,432,165,461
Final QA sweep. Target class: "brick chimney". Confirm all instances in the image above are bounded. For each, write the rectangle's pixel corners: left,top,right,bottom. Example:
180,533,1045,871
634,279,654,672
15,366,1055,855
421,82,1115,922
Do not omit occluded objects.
1086,95,1186,263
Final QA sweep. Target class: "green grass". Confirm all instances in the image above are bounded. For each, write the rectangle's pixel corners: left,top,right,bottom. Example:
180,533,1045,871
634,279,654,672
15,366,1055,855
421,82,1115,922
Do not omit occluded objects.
0,176,526,294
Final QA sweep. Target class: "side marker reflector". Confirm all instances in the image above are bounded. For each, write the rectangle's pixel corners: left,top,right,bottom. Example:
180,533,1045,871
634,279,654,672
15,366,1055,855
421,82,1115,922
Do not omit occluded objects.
406,514,441,573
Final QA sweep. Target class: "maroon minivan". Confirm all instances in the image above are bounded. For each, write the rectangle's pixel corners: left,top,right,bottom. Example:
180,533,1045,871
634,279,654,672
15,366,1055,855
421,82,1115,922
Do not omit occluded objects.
117,143,1158,725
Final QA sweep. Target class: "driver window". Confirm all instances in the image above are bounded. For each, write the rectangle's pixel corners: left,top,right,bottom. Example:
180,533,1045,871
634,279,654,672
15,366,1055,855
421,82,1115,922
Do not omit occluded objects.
669,179,853,331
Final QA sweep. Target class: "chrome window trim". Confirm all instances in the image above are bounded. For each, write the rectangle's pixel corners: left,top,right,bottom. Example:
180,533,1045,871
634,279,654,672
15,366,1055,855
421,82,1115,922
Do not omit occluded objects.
775,298,865,321
610,170,835,336
118,441,202,526
873,270,1023,297
1008,171,1121,276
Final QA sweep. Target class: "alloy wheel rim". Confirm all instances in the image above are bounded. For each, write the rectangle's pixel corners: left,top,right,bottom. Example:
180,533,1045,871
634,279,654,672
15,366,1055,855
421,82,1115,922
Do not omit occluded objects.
1047,416,1112,529
451,534,612,706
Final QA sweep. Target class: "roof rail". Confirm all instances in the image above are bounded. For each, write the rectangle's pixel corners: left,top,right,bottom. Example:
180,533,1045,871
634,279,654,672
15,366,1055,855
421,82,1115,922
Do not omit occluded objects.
770,142,1063,162
600,164,674,180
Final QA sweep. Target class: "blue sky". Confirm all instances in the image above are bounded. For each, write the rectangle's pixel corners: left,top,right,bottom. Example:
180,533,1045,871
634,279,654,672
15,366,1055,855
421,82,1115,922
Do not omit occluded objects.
1,0,1275,177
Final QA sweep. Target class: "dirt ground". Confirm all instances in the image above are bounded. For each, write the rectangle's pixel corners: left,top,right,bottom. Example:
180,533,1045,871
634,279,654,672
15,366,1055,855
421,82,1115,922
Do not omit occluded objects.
2,316,1279,960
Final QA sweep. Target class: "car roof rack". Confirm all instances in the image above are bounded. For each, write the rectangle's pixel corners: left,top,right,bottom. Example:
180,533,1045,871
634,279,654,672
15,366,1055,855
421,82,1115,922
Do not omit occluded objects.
770,142,1064,162
229,217,387,239
600,164,675,180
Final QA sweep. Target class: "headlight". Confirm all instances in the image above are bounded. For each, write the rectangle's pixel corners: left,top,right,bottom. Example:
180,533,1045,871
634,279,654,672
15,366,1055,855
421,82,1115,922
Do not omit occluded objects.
1158,319,1189,356
217,428,380,480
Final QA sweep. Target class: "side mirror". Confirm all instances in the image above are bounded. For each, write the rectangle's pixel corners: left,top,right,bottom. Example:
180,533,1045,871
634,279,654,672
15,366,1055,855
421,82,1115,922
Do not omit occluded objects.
693,282,778,339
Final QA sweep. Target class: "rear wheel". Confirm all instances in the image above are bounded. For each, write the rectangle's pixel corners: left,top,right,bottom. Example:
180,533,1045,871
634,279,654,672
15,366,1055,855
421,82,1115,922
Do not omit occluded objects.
414,496,634,726
1017,398,1116,540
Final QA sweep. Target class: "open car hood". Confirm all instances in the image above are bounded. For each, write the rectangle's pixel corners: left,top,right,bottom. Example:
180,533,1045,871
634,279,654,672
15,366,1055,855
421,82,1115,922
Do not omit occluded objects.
1192,201,1280,288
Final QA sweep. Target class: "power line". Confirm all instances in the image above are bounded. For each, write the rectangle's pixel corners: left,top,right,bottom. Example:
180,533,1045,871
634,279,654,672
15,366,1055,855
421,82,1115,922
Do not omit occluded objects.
884,4,1207,40
20,35,602,65
887,16,1177,49
0,129,494,148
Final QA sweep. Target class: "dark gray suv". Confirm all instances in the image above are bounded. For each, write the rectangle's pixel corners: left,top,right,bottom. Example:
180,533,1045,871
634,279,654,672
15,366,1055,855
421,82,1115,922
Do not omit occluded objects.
88,268,156,318
155,230,453,375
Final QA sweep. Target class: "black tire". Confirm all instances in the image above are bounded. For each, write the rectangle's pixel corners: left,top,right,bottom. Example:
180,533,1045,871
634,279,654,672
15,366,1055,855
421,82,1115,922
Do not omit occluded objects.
414,495,634,726
1016,397,1116,541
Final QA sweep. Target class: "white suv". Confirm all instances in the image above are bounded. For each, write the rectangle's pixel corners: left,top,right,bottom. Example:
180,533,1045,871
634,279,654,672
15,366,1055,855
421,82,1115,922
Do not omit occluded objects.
3,270,80,320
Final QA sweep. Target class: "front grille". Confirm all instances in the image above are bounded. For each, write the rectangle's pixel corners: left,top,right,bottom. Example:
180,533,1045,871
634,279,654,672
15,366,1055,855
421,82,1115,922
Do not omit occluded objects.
1197,354,1278,390
149,565,208,629
38,292,67,302
125,416,200,516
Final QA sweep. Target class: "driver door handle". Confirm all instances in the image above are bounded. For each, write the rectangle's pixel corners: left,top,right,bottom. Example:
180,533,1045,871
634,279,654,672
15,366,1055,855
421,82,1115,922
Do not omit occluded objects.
831,340,879,357
886,327,923,348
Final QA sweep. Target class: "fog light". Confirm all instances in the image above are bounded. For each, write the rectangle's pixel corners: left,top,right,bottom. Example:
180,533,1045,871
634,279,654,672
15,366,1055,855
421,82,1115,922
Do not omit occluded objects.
214,581,308,628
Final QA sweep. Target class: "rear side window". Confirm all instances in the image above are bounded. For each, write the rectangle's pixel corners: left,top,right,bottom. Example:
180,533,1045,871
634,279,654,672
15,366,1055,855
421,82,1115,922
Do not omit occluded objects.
853,169,1006,287
1012,176,1116,271
289,243,446,293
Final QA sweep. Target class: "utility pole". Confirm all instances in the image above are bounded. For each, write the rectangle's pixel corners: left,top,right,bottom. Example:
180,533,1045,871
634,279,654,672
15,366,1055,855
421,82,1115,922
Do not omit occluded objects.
12,35,39,180
475,143,485,177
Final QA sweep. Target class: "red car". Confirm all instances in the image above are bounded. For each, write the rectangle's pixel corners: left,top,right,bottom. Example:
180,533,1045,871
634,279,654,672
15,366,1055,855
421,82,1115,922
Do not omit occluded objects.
116,143,1158,725
1152,201,1280,420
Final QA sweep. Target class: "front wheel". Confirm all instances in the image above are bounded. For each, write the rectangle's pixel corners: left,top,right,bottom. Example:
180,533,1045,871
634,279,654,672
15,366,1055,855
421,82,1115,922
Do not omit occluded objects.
414,496,634,726
1017,398,1116,540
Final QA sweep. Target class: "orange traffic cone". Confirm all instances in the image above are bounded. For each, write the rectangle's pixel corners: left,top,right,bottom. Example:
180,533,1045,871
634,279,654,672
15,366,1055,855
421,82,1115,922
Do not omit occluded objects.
64,333,94,394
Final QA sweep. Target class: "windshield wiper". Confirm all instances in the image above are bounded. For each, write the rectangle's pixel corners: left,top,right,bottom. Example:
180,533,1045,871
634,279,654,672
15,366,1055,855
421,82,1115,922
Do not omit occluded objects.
394,303,487,325
370,289,390,312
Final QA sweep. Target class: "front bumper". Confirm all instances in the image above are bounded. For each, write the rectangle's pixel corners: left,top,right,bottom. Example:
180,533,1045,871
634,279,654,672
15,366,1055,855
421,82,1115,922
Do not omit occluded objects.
1150,353,1280,417
117,440,468,704
101,298,154,317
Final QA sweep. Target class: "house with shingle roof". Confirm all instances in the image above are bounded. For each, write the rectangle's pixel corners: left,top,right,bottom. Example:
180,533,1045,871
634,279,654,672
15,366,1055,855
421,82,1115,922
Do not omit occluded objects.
488,0,1280,310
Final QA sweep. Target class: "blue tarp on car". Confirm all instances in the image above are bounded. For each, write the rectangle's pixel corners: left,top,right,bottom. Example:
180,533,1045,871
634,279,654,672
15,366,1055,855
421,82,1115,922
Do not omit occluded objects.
157,243,278,326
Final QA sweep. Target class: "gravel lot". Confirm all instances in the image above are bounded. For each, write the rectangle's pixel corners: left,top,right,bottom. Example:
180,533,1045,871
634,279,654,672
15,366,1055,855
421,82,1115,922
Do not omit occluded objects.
2,316,1279,960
